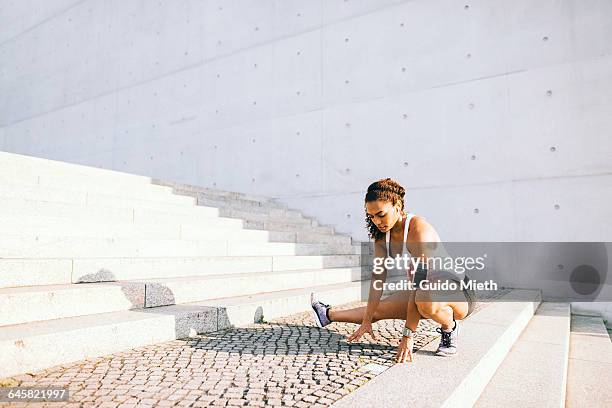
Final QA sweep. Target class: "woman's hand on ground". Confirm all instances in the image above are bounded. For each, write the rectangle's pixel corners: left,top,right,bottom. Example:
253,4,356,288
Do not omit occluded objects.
395,336,414,363
347,320,376,343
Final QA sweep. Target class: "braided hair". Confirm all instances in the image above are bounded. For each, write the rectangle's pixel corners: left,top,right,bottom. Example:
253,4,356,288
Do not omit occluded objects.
364,178,406,241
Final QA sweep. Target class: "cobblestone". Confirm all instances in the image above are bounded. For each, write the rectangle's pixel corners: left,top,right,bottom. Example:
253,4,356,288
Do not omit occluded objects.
0,292,502,407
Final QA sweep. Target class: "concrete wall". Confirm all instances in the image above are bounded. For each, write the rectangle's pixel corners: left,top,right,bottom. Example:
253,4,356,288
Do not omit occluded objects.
1,0,611,243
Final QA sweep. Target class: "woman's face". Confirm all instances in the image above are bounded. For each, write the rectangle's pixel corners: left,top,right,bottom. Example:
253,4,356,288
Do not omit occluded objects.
365,200,402,232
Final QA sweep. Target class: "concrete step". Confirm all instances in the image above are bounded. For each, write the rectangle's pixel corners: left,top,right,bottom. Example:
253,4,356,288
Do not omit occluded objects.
0,150,151,184
205,279,369,327
0,254,363,289
142,267,367,308
216,207,311,224
332,289,542,408
195,195,289,213
244,219,333,234
475,302,571,408
0,266,368,326
0,282,145,327
154,180,285,206
0,196,220,224
0,218,348,245
0,279,370,379
180,226,351,245
0,151,165,195
0,196,323,231
0,181,195,207
0,167,174,199
0,235,355,258
0,214,244,239
565,314,612,407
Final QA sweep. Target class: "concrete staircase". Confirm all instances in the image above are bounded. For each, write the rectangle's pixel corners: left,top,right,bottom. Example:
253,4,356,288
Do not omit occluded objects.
332,294,612,407
0,151,374,379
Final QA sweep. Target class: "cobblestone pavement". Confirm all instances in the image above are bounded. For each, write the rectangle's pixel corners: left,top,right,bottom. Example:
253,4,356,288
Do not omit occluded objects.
0,290,508,408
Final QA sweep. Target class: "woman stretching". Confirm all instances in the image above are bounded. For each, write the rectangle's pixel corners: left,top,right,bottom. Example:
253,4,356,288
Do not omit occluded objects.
311,178,475,363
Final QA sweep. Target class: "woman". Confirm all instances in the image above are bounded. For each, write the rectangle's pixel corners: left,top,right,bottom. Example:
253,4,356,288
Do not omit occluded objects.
311,178,475,363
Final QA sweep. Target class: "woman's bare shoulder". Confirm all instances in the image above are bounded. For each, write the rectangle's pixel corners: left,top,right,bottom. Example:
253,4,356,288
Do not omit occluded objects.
409,215,441,242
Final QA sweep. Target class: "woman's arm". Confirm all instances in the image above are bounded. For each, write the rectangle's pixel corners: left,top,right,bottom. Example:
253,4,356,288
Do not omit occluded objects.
404,287,420,331
363,238,388,322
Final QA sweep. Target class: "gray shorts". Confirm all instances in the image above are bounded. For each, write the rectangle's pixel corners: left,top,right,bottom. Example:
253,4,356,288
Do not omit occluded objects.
414,268,476,318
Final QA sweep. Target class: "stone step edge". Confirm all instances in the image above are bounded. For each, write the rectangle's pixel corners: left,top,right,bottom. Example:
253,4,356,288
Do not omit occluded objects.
564,314,612,407
0,183,195,207
0,266,375,327
0,265,370,297
474,302,571,407
0,253,367,289
0,279,369,379
153,179,283,204
0,151,155,183
331,289,543,408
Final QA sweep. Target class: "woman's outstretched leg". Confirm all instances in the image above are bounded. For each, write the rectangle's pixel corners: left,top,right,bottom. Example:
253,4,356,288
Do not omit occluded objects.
321,290,411,324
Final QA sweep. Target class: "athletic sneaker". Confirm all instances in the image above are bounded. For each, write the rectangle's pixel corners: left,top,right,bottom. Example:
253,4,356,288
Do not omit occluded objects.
310,292,331,328
435,319,459,356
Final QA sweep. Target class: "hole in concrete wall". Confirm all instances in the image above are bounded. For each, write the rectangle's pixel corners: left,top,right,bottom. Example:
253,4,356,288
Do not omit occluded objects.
296,91,301,96
345,80,350,84
403,162,409,167
543,36,549,41
297,51,301,55
464,5,470,10
546,90,553,96
297,13,301,17
471,155,476,160
345,123,351,128
468,103,475,109
554,204,560,210
473,208,479,214
295,174,300,178
346,214,351,218
466,53,471,58
345,38,349,43
403,114,408,119
296,131,301,136
401,67,406,72
550,146,556,152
